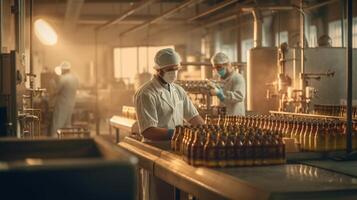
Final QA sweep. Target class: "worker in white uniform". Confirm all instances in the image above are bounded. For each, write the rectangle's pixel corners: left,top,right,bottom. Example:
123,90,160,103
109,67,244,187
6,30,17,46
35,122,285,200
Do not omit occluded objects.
135,48,204,141
210,52,246,116
134,48,204,200
51,61,79,136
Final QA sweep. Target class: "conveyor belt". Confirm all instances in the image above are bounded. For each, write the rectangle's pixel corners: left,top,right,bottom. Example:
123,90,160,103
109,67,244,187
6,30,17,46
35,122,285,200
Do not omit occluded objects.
119,137,357,200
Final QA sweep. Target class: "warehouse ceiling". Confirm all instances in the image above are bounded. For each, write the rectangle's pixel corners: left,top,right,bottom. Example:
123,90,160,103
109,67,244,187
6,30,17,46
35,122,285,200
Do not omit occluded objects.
32,0,331,46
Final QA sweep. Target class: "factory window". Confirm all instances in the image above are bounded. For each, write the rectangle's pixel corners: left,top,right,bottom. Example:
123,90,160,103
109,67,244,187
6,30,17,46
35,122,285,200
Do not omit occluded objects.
275,31,288,47
329,20,344,47
309,25,317,47
241,39,253,62
113,46,173,83
328,18,357,47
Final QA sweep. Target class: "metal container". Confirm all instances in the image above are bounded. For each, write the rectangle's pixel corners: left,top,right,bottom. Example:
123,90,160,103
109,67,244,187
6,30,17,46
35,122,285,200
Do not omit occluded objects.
247,47,279,114
0,136,137,200
285,47,357,106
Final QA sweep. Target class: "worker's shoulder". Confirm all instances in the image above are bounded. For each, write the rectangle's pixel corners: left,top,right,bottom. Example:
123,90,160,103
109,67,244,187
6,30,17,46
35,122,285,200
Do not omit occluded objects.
231,71,245,82
134,80,156,99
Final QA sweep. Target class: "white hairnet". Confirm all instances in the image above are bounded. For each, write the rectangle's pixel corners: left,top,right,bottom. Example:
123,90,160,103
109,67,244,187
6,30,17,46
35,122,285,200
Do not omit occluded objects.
60,61,71,70
211,52,230,65
154,48,181,69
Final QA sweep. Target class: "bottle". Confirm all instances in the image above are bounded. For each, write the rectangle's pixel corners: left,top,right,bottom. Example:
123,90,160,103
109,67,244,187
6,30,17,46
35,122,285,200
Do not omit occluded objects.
235,130,245,166
186,129,195,164
243,129,254,166
252,129,263,165
276,132,286,164
190,130,204,166
302,121,312,151
216,132,227,167
314,122,325,152
180,129,188,156
203,132,217,167
171,126,181,151
307,121,317,151
174,126,185,153
299,120,307,148
226,132,236,167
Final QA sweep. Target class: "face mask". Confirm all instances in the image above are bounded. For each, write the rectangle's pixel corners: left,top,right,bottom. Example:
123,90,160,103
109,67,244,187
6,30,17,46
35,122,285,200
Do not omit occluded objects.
162,70,177,83
217,68,226,77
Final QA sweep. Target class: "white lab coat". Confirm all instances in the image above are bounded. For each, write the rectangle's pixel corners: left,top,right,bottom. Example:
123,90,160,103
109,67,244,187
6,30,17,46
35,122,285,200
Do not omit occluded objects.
134,76,199,200
221,71,246,116
134,76,199,137
51,72,79,135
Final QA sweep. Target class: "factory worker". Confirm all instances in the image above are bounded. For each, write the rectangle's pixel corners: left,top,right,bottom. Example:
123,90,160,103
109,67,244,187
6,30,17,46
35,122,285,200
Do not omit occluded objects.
210,52,246,116
51,61,79,136
134,48,204,141
134,48,204,200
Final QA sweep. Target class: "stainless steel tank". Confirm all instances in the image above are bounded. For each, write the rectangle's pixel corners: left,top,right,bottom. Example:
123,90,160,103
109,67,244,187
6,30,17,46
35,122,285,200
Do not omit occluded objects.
284,47,357,106
247,47,279,114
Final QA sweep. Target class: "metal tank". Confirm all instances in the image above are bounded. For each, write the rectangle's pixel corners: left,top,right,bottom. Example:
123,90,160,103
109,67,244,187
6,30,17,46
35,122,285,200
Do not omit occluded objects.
284,47,357,106
247,47,279,114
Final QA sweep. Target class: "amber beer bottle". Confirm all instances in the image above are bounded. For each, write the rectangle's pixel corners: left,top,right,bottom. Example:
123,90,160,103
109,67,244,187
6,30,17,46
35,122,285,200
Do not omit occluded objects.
185,129,195,164
243,129,254,166
226,132,236,167
180,129,187,156
174,126,185,153
314,122,325,152
203,132,218,167
234,131,245,166
171,126,181,151
216,132,227,167
276,132,286,164
190,130,204,166
307,121,317,151
252,129,263,165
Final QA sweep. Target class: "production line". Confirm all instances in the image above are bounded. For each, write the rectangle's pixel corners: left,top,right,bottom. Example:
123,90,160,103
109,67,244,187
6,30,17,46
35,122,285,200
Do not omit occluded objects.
1,0,357,200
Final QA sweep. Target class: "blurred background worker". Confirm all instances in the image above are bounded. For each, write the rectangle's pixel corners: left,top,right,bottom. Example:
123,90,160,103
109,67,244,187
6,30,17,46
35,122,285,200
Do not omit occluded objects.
210,52,246,116
51,61,79,136
318,34,332,47
135,48,204,142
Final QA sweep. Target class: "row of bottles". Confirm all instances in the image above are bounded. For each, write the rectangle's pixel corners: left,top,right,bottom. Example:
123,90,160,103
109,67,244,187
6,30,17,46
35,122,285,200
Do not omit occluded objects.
210,115,357,152
175,80,212,93
314,104,357,118
171,125,285,167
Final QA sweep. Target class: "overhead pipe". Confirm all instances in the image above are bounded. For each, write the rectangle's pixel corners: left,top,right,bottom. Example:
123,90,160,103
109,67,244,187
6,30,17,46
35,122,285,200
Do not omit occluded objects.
120,0,199,37
97,0,156,30
252,9,262,47
188,0,240,22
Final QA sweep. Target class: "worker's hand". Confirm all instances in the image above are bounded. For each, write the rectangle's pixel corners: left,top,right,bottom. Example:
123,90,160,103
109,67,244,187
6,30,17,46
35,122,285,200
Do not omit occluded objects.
210,87,225,101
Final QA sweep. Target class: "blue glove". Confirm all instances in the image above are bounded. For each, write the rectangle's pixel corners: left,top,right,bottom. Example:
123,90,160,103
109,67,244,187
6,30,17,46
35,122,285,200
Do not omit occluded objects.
167,129,175,140
215,87,225,101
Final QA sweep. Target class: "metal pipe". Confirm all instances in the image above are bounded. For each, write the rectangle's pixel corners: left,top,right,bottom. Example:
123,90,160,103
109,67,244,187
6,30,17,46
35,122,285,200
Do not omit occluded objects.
346,0,353,154
188,0,239,22
305,0,339,11
340,0,345,47
299,0,306,113
252,9,262,47
120,0,198,37
97,0,156,30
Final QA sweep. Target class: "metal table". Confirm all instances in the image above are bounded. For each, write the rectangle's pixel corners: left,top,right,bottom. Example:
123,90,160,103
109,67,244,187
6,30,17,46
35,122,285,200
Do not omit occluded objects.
119,137,357,200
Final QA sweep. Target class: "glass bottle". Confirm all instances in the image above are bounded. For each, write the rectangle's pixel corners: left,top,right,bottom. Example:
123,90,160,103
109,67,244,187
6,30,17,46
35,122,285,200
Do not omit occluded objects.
203,132,217,167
